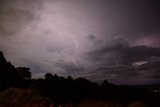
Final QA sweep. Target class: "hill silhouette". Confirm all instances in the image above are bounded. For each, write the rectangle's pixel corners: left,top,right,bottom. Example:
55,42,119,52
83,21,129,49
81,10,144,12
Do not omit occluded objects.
0,51,160,107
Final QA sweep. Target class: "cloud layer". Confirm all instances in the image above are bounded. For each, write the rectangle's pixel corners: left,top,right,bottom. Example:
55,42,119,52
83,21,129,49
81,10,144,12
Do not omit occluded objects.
0,0,160,84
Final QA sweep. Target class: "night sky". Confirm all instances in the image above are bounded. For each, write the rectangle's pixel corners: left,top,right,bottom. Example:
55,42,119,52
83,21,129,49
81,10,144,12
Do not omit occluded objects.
0,0,160,85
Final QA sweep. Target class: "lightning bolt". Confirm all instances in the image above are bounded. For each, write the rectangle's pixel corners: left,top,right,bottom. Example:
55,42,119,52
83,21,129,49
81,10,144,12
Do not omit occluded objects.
70,35,79,49
54,0,80,50
60,30,79,50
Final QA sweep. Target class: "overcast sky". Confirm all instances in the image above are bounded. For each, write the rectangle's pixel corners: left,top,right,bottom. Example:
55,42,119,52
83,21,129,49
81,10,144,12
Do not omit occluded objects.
0,0,160,85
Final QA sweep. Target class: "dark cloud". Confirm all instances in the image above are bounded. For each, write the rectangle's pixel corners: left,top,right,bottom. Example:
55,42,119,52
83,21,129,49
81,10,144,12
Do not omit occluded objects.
137,58,160,78
87,34,96,41
82,56,160,84
122,46,160,64
0,8,35,36
0,0,43,37
85,37,160,65
54,60,84,74
93,66,139,77
83,65,139,83
82,37,160,84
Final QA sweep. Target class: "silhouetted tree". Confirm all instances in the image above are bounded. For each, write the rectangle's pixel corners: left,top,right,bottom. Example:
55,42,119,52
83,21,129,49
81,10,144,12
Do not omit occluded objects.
67,76,73,82
16,67,31,79
0,51,19,89
45,73,54,80
53,74,59,81
0,51,6,63
101,79,109,87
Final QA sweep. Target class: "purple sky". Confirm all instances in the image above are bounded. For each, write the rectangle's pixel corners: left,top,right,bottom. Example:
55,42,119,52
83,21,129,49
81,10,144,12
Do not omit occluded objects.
0,0,160,85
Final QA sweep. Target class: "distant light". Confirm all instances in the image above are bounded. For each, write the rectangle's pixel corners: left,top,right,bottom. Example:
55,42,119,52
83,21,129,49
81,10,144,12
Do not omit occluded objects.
132,61,148,67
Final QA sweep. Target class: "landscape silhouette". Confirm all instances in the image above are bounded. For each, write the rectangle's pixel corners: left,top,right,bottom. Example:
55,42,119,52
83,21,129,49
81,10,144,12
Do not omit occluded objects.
0,51,160,107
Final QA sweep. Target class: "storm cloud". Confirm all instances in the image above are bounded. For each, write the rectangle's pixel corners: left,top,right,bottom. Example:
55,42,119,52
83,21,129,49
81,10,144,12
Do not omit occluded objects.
84,38,160,84
0,0,160,84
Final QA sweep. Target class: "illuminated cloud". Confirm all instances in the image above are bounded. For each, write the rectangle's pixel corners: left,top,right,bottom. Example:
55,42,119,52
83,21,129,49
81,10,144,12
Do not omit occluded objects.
0,0,160,84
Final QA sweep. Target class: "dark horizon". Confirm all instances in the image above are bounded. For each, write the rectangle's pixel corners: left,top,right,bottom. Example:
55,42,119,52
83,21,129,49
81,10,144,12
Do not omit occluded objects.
0,0,160,85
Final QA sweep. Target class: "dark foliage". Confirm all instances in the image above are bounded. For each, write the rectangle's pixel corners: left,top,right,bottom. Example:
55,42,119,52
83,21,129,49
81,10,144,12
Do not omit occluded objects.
16,67,31,79
0,51,20,89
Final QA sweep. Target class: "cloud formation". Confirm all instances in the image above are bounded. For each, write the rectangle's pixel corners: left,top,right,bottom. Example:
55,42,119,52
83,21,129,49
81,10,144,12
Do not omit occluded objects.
0,0,160,84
